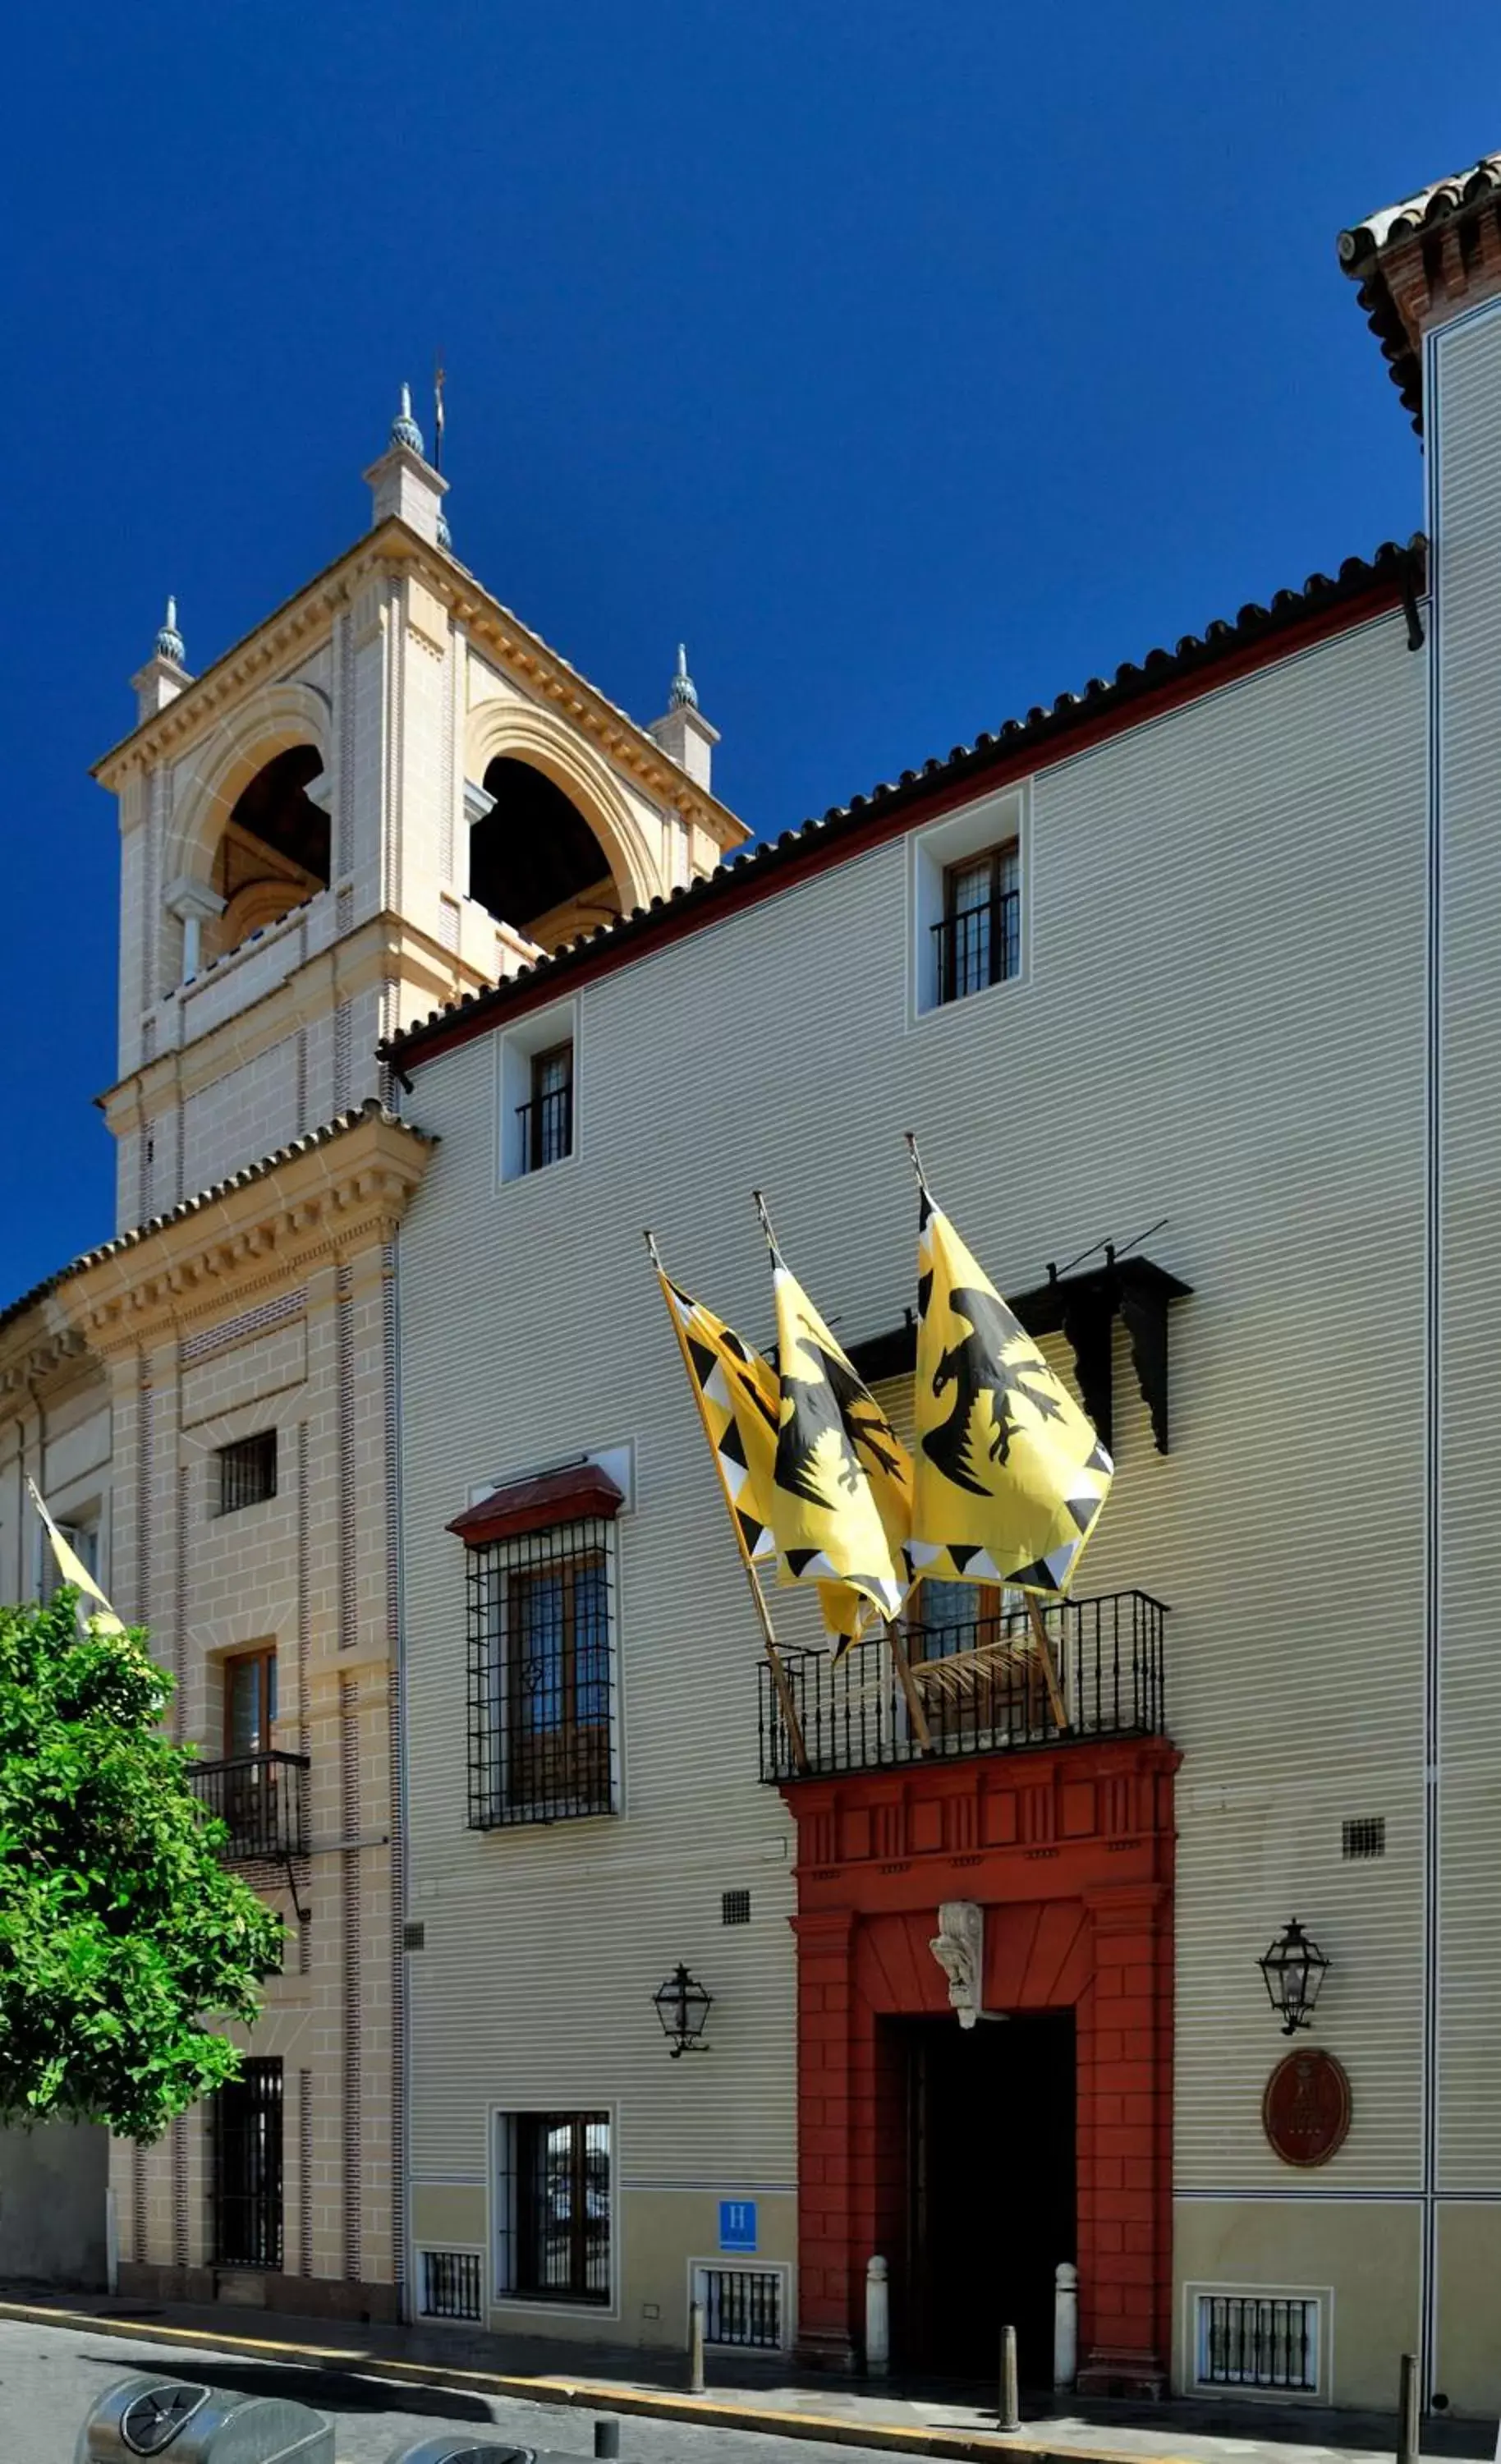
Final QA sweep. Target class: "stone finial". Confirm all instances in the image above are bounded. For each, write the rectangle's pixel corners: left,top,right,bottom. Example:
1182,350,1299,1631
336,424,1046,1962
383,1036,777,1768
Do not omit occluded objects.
132,595,192,721
669,642,699,710
154,595,186,668
436,503,452,553
365,384,449,545
649,641,719,794
390,382,425,457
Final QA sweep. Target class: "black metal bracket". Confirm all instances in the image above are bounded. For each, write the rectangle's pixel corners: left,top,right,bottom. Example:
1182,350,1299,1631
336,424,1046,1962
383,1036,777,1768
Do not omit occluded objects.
282,1855,309,1928
1400,556,1425,652
846,1253,1191,1456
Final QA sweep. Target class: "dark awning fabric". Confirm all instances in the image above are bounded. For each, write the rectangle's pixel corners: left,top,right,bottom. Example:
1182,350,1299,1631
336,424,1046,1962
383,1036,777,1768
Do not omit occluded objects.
447,1462,625,1548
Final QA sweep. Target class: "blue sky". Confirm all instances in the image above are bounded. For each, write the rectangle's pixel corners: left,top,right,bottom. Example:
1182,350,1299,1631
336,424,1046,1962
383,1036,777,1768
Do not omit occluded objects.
0,4,1492,1298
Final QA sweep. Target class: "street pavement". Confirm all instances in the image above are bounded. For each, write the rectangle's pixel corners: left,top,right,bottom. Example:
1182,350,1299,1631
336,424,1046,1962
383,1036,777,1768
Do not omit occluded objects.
3,2304,1494,2464
0,2313,939,2464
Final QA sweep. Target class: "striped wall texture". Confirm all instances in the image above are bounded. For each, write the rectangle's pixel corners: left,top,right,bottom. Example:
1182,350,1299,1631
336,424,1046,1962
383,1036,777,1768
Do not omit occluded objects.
397,592,1469,2396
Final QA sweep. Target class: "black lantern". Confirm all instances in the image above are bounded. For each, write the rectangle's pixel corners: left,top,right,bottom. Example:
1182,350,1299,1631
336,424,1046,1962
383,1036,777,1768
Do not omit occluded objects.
1258,1916,1330,2035
653,1963,712,2057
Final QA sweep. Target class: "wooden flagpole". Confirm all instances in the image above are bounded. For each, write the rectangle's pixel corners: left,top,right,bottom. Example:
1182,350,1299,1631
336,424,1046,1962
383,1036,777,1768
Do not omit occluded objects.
645,1232,810,1775
884,1617,932,1753
1025,1594,1070,1732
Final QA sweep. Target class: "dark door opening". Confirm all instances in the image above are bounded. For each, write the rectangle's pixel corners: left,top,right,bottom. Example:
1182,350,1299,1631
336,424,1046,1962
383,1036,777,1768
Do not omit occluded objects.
898,2009,1075,2384
212,2057,283,2269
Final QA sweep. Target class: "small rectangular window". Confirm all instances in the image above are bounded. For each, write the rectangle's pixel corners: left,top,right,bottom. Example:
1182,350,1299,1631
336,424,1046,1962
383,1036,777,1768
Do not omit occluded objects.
468,1515,617,1827
215,1432,278,1516
721,1889,751,1927
496,2112,610,2305
1343,1815,1386,1859
935,839,1020,1004
518,1042,573,1174
695,2265,783,2349
1195,2292,1321,2393
417,2249,483,2320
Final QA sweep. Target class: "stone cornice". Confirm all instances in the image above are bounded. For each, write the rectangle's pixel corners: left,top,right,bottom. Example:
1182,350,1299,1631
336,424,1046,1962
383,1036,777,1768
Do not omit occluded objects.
93,520,747,850
58,1110,433,1362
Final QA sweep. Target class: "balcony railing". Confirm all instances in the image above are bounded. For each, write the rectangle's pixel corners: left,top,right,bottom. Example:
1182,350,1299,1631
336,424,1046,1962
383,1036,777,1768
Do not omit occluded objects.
190,1751,310,1859
516,1083,573,1174
932,889,1021,1005
759,1589,1167,1783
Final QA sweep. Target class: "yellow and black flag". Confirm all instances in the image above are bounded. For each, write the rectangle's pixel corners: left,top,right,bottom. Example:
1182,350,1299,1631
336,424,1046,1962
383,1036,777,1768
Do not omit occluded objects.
648,1239,870,1651
907,1151,1113,1597
755,1194,911,1638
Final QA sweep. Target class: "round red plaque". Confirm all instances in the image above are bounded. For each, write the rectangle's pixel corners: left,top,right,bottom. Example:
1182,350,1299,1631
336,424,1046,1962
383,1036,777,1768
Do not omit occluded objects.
1262,2048,1352,2167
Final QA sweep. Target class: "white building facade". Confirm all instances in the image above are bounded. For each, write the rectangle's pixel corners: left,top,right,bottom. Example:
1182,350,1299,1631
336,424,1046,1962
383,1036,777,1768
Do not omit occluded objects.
388,154,1501,2416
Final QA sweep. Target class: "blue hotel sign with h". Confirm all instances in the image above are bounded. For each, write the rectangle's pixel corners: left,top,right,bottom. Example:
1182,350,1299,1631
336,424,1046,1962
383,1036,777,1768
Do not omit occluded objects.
718,2200,758,2253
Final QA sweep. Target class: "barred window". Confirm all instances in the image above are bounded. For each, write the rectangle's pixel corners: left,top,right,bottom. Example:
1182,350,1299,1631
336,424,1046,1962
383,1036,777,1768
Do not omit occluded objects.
495,2112,610,2305
215,1432,277,1516
467,1513,618,1827
936,839,1020,1004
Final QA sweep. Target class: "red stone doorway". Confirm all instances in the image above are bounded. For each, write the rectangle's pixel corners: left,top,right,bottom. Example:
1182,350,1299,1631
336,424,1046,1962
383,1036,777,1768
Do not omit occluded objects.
785,1735,1177,2388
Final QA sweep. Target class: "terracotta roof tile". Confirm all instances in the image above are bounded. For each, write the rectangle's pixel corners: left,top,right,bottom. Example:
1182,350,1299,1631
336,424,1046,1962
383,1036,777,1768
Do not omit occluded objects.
1338,153,1501,430
385,536,1424,1073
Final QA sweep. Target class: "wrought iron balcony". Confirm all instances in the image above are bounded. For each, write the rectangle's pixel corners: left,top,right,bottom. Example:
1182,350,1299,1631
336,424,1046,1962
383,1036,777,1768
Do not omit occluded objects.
190,1750,310,1859
758,1589,1167,1784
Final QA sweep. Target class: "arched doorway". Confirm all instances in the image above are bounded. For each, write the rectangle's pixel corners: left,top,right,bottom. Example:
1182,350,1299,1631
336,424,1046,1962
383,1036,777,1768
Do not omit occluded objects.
470,757,625,953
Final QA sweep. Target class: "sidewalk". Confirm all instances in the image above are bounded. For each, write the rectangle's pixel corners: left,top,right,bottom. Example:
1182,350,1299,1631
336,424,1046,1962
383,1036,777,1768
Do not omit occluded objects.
0,2285,1485,2464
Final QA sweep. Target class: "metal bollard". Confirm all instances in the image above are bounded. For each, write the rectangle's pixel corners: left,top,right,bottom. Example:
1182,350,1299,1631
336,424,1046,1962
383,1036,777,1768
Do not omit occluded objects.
1398,2351,1420,2464
688,2298,706,2395
865,2255,890,2378
1053,2260,1078,2392
594,2421,621,2462
998,2323,1020,2434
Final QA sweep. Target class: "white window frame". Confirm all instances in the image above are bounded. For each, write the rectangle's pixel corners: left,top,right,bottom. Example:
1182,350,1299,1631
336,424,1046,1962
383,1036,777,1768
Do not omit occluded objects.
1185,2282,1330,2402
908,783,1028,1022
497,995,580,1186
489,2103,618,2320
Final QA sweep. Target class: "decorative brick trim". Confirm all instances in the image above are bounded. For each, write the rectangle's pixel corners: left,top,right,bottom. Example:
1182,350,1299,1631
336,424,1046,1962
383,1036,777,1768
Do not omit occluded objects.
171,2113,187,2269
134,1371,153,1627
299,2068,314,2279
340,1675,361,2278
337,1269,356,1652
180,1286,306,1368
172,1461,188,1741
336,611,354,881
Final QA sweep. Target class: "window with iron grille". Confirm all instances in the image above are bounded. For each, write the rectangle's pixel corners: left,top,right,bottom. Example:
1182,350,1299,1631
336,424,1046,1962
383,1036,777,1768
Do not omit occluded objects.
695,2265,783,2349
935,839,1021,1005
721,1890,751,1926
494,2112,610,2305
1343,1815,1386,1859
214,1431,278,1516
1194,2293,1321,2393
417,2249,483,2321
467,1515,618,1827
517,1041,574,1175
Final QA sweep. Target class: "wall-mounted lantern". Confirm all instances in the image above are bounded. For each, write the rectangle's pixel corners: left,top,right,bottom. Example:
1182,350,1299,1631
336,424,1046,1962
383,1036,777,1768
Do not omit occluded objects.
1258,1916,1330,2035
653,1963,712,2058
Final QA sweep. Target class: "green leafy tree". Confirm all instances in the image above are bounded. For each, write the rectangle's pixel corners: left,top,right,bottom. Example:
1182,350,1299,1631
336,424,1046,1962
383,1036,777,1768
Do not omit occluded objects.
0,1593,283,2140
